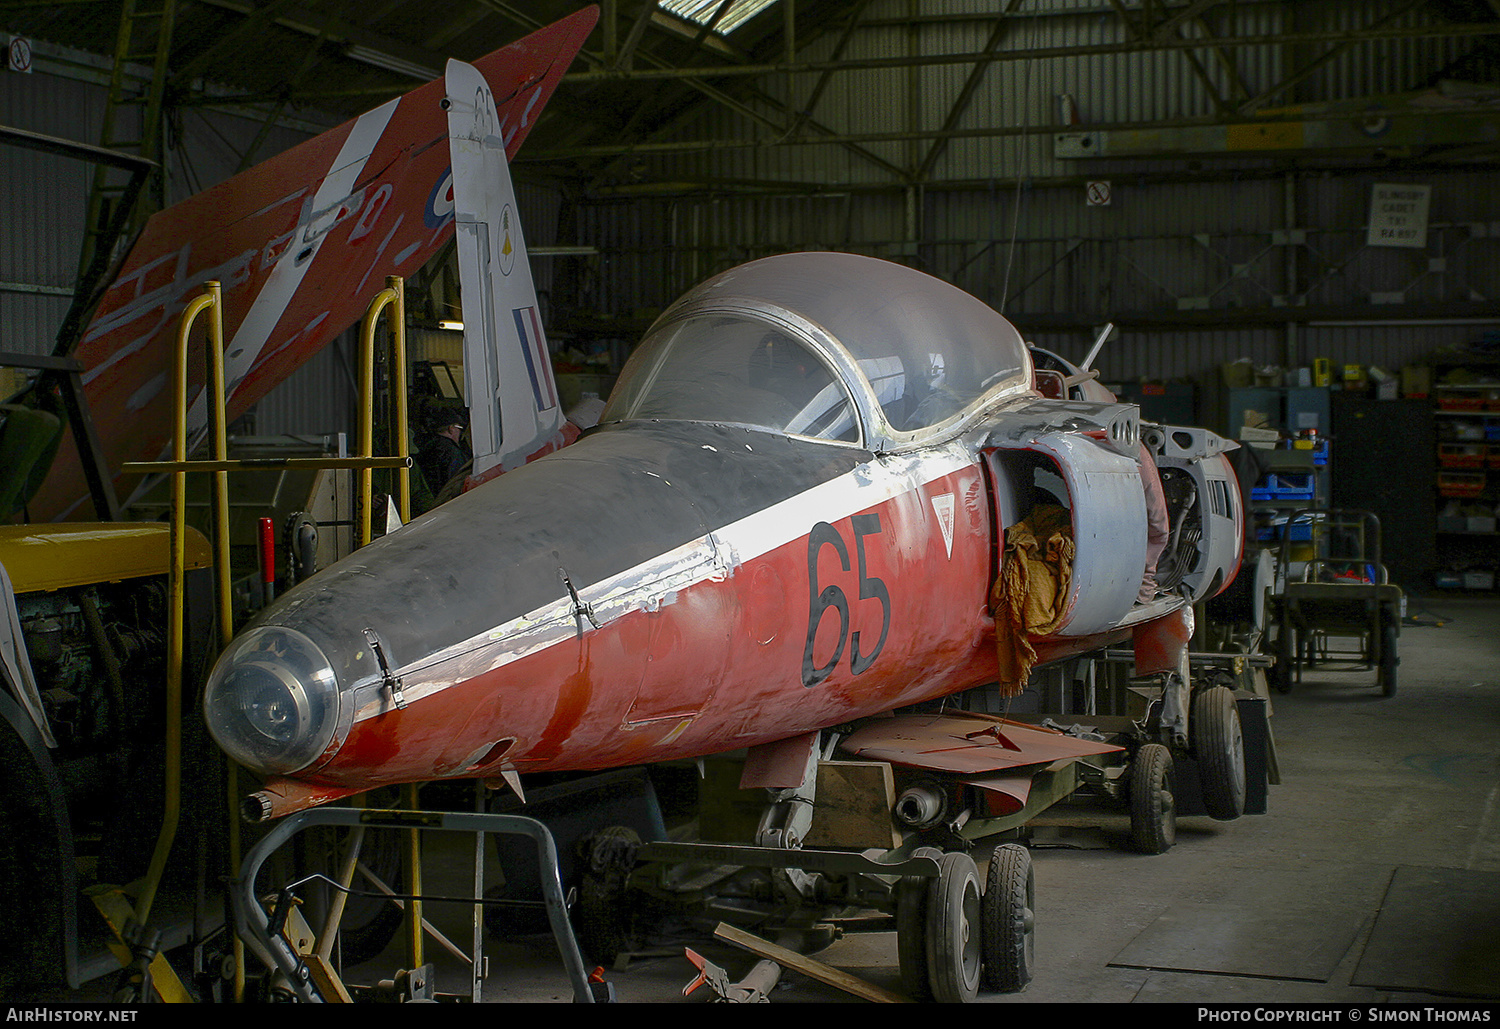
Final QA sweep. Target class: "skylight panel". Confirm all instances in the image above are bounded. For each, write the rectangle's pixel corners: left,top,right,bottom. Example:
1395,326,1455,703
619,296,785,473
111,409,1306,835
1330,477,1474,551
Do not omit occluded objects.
659,0,779,35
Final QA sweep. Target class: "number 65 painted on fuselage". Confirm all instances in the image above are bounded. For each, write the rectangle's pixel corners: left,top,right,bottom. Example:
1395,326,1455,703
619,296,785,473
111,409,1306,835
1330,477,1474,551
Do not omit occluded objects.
802,513,892,687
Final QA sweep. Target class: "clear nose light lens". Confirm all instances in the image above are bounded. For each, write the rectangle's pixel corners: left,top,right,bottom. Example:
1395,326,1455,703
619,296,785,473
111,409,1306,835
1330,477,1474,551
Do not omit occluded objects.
204,626,340,775
240,661,309,744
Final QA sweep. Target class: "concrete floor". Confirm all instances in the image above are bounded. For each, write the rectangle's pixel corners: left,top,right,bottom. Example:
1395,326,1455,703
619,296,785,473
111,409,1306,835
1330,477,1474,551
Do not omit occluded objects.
338,595,1500,1005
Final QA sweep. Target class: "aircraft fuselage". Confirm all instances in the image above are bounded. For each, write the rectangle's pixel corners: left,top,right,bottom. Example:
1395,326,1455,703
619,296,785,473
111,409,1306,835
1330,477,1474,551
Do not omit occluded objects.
220,421,1014,797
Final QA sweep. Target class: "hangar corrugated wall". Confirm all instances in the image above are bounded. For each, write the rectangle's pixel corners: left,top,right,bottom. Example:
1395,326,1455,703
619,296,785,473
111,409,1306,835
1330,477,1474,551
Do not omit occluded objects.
4,1,1497,449
564,0,1496,429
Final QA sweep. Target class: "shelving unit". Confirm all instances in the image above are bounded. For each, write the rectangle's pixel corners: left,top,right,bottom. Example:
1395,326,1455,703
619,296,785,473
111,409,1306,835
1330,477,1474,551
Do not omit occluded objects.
1248,444,1326,552
1225,385,1332,554
1432,379,1500,592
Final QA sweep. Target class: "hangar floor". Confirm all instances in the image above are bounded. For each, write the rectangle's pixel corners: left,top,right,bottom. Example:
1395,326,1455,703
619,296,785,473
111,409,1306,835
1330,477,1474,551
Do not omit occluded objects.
338,595,1500,1005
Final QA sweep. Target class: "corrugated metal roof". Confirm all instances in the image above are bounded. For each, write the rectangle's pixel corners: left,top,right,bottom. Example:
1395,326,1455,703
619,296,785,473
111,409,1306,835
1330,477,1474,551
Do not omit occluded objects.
7,0,1500,448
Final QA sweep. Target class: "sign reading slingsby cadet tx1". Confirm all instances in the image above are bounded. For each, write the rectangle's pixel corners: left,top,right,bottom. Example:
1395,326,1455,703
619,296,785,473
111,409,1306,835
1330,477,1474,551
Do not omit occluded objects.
1367,183,1431,248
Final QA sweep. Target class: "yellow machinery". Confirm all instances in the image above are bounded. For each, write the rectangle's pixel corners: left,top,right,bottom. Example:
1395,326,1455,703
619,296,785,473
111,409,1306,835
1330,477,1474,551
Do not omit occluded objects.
0,278,415,1000
0,521,217,996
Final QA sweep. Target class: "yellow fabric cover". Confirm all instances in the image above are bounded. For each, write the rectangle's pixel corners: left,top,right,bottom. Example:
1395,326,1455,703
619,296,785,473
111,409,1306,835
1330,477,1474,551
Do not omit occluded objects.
992,504,1075,695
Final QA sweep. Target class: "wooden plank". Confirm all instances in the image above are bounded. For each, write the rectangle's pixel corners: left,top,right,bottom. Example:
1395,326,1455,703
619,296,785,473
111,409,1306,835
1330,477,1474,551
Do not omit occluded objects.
303,953,354,1003
713,922,910,1004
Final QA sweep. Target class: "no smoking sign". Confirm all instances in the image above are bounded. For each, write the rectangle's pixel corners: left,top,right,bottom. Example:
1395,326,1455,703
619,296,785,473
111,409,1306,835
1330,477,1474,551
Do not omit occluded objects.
8,36,32,74
1086,180,1111,206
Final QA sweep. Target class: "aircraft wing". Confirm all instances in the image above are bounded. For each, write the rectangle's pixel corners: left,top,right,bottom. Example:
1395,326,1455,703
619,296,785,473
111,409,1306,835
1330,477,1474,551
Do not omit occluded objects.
34,6,598,522
841,711,1123,817
841,710,1123,774
445,58,566,482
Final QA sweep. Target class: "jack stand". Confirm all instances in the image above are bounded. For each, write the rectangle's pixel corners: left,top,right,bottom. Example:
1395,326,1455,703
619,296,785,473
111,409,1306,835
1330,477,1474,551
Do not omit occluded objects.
234,807,609,1003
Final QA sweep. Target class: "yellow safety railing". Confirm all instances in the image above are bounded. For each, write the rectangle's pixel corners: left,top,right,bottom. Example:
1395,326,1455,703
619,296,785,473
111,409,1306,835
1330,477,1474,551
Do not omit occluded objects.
101,280,231,1002
358,276,411,544
351,275,423,968
121,275,420,998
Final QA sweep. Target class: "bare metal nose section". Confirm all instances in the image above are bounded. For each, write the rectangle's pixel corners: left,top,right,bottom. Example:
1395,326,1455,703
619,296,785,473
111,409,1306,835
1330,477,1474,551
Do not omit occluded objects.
203,625,341,776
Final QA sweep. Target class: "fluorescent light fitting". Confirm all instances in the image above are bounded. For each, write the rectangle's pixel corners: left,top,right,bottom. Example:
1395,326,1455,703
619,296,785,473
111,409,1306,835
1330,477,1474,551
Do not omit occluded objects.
345,44,440,82
438,320,464,331
658,0,778,35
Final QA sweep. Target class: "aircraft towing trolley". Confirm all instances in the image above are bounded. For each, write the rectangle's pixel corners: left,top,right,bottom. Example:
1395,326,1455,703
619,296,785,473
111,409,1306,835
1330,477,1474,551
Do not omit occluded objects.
1267,508,1402,697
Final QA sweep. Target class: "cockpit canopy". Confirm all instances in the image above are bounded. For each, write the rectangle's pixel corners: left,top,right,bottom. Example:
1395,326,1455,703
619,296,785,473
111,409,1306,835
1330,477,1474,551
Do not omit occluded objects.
600,252,1033,449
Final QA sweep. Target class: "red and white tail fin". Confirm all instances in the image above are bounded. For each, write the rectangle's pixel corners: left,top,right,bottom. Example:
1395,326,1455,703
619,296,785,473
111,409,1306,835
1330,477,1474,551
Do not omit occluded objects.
32,7,596,522
445,59,566,483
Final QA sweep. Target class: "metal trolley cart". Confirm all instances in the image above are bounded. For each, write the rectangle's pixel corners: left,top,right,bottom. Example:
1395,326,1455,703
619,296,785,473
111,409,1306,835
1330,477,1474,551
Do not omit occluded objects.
1268,508,1402,697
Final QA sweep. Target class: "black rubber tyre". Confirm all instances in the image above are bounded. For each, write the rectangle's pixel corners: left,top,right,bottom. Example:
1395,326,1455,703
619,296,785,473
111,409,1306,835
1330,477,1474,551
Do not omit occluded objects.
925,851,983,1004
895,882,930,998
980,843,1034,993
0,720,66,993
1192,686,1247,821
895,846,942,1001
333,826,406,966
1378,610,1399,698
1130,743,1177,855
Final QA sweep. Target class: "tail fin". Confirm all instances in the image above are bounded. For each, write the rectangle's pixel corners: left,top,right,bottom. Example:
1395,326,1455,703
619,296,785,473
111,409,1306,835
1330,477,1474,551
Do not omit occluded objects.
29,8,596,522
445,59,566,484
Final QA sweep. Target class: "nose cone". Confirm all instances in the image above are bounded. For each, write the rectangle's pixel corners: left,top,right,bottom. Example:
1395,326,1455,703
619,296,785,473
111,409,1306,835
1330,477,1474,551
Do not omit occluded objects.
203,625,341,776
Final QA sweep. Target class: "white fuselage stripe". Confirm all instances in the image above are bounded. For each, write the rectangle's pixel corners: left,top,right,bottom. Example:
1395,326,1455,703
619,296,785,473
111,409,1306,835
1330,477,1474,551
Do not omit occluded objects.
351,442,973,723
184,100,402,438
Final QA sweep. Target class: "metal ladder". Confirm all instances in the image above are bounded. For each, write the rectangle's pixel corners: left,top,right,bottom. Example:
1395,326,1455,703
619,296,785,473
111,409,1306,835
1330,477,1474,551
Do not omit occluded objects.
77,0,178,281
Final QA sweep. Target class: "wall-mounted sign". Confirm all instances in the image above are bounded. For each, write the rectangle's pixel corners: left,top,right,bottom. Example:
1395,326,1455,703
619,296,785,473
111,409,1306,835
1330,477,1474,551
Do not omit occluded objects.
7,36,32,73
1367,183,1430,248
1086,180,1112,207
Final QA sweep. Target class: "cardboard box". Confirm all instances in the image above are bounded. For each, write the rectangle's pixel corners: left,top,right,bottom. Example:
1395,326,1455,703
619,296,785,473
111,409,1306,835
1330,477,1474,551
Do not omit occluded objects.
1222,360,1255,389
1402,364,1432,397
1238,425,1280,449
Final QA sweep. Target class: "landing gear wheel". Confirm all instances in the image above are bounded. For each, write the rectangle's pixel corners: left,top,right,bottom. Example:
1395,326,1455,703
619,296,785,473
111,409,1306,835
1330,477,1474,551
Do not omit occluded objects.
925,851,983,1004
1378,610,1399,698
895,846,941,1001
573,826,643,965
980,844,1034,993
1130,743,1177,855
1192,686,1246,821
